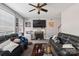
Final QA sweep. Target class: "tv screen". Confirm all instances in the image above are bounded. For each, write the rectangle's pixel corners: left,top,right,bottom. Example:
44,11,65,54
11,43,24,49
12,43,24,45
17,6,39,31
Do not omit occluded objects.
33,20,46,28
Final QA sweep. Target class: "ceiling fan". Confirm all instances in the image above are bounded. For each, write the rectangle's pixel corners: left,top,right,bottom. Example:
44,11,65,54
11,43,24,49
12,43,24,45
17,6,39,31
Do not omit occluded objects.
29,3,48,14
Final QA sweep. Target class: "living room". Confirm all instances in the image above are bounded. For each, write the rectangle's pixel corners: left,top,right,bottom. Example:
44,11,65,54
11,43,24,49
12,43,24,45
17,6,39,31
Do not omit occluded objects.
0,3,79,56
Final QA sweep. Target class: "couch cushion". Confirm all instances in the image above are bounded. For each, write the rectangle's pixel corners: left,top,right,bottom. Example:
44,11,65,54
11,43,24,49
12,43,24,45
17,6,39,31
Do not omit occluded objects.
62,44,74,48
13,38,20,43
0,39,11,49
2,42,19,52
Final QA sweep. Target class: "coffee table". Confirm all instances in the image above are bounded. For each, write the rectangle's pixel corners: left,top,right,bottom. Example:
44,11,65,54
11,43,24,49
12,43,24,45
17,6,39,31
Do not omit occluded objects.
31,43,52,56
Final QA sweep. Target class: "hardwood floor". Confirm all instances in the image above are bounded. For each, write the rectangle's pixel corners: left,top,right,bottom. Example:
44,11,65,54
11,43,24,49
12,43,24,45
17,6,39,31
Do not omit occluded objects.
21,44,34,56
31,40,49,43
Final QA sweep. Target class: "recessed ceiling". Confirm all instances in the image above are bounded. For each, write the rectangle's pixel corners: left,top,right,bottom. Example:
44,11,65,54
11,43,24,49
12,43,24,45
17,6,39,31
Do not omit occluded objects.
5,3,74,19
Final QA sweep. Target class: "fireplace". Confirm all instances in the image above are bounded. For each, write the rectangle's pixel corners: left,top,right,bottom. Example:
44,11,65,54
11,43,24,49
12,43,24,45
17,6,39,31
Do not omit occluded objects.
34,31,44,40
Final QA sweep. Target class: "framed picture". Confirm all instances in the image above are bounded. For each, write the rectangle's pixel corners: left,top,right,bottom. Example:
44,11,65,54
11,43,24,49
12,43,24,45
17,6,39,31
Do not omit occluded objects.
25,22,31,27
48,20,54,27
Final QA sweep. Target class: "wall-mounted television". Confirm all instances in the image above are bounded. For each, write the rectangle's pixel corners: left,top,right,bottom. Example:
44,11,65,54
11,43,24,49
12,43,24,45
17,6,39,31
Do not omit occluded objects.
33,20,46,28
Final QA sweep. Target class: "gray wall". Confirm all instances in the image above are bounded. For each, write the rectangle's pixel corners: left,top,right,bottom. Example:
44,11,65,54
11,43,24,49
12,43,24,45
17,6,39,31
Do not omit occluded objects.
61,4,79,36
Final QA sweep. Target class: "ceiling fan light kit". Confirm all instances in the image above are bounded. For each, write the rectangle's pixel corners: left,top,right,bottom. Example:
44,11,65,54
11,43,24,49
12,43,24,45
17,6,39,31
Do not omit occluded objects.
29,3,48,14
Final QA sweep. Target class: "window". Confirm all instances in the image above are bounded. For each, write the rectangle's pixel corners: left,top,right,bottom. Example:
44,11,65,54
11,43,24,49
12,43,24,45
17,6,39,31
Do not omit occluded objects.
0,9,15,35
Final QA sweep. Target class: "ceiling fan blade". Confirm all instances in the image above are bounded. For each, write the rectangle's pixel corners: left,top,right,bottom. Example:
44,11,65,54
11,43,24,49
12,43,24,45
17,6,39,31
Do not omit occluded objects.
29,9,36,12
41,8,48,12
40,3,47,7
29,3,37,8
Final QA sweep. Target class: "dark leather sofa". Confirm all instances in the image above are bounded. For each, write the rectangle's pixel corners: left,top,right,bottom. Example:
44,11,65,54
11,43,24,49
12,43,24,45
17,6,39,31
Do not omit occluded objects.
0,35,10,44
0,33,25,56
0,50,11,56
0,46,23,56
49,32,79,56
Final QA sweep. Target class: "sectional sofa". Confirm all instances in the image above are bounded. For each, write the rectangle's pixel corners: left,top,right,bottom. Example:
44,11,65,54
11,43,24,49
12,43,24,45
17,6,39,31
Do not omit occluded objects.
0,34,24,56
49,33,79,56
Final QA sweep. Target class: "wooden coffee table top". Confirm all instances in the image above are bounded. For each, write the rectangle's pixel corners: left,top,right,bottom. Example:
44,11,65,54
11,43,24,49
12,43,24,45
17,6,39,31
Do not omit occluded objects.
31,43,52,56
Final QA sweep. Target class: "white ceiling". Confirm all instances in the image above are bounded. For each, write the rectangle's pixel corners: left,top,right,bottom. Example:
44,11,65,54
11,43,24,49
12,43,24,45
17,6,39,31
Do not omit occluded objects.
5,3,74,19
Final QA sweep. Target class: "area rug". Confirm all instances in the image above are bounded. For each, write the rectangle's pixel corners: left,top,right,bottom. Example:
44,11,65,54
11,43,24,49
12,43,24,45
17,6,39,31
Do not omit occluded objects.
31,43,46,56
